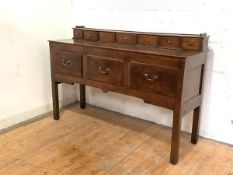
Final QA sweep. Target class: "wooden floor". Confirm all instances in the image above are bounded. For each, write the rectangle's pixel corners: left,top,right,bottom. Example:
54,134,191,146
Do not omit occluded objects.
0,103,232,175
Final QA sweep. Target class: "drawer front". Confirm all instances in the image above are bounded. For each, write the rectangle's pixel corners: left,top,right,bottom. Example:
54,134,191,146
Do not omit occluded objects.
116,33,137,44
73,29,83,39
181,37,201,50
53,51,82,77
137,35,158,46
99,32,115,42
159,36,180,49
130,62,178,97
86,55,124,86
83,30,99,41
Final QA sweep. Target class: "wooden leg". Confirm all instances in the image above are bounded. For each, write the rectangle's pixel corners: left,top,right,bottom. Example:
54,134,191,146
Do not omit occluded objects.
80,84,86,109
191,106,201,144
52,81,59,120
170,109,182,165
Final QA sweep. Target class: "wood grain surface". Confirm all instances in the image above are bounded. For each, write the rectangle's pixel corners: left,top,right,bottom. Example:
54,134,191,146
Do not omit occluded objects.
0,103,232,175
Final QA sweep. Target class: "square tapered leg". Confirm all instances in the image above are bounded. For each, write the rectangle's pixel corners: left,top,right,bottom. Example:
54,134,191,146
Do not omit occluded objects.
191,106,201,144
52,81,59,120
170,109,182,165
80,84,86,109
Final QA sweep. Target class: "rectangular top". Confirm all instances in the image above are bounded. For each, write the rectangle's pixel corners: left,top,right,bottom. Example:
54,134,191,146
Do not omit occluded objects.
49,39,203,58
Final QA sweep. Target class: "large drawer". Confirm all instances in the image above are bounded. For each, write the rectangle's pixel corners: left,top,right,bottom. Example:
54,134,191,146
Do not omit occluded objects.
85,55,124,86
130,62,178,97
53,51,82,77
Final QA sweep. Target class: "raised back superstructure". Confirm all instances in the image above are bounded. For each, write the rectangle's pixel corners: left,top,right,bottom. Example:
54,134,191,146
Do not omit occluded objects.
73,26,209,51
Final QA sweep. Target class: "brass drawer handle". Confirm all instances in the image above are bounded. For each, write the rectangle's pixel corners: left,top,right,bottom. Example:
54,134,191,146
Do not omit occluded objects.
188,42,193,46
99,66,110,74
61,59,71,67
144,73,159,82
167,40,172,44
88,33,92,37
124,36,128,40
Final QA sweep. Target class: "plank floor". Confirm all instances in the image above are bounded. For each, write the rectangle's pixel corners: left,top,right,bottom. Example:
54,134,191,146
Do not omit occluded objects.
0,103,232,175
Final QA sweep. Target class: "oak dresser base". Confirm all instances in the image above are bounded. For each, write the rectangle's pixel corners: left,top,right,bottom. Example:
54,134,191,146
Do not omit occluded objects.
49,26,208,164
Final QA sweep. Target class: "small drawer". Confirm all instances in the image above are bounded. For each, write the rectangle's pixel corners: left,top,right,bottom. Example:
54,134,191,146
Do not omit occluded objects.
137,35,158,46
99,32,115,42
53,51,82,77
130,62,178,97
83,30,99,41
159,36,180,49
86,55,124,86
73,29,83,39
116,33,137,44
181,37,201,50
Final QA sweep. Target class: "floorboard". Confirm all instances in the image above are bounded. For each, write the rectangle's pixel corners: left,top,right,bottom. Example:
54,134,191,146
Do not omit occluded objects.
0,103,232,175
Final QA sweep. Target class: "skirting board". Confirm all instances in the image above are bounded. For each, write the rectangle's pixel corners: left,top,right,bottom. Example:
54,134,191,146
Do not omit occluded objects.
0,94,77,131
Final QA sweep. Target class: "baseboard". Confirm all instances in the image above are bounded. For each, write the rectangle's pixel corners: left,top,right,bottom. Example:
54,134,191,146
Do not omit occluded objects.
0,94,77,131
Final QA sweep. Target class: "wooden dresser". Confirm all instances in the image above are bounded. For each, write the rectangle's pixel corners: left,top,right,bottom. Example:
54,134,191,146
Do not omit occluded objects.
49,26,209,164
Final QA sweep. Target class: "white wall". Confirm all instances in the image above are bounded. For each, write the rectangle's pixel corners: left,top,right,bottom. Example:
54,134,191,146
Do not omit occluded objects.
0,0,77,129
72,0,233,144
